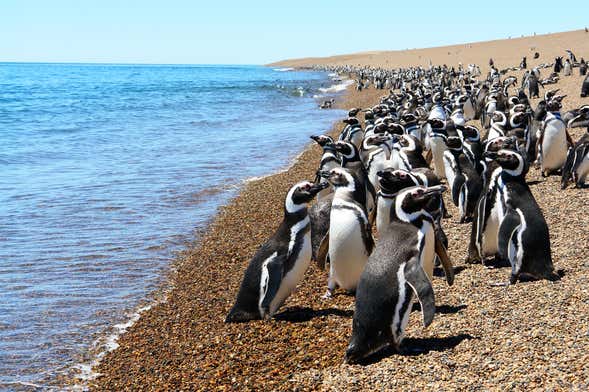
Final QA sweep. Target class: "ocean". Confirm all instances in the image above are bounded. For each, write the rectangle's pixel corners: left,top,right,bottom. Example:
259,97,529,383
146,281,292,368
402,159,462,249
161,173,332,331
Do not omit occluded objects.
0,63,346,389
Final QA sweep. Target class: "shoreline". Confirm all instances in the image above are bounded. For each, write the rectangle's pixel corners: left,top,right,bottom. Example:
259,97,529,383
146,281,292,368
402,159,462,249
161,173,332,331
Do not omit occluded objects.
85,77,381,388
89,36,589,389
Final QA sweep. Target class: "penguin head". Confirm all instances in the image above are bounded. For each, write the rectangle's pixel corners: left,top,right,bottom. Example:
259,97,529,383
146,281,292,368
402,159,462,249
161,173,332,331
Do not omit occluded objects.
334,141,360,164
401,112,417,124
484,149,528,177
364,110,374,121
491,111,507,126
348,107,361,117
388,123,405,136
485,136,517,154
364,134,391,148
342,117,359,126
395,185,447,222
310,134,334,147
284,181,329,213
462,125,480,141
509,112,527,128
396,134,420,152
427,118,446,130
446,136,463,151
344,324,390,365
319,168,355,191
377,169,417,195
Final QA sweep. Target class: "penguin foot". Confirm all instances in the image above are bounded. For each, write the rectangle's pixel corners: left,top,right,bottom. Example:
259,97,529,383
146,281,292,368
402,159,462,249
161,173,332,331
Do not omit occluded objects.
321,290,333,299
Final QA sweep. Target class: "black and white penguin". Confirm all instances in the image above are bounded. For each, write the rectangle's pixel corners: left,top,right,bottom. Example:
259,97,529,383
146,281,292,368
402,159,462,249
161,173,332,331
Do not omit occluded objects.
443,137,483,223
225,181,329,322
581,74,589,98
391,134,429,171
536,103,570,176
310,134,340,201
344,185,452,364
561,131,589,189
424,118,449,179
486,149,559,283
319,168,374,297
339,117,364,149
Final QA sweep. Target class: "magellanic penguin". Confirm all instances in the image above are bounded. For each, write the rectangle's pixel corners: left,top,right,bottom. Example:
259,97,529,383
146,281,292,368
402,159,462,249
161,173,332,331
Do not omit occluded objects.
310,134,340,201
339,117,364,149
424,118,449,179
226,181,329,322
486,149,560,284
536,105,572,176
391,134,429,171
443,137,483,223
561,130,589,189
344,185,453,364
319,168,374,298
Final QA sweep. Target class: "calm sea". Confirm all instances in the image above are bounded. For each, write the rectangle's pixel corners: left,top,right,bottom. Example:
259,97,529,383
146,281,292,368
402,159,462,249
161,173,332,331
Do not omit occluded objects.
0,63,345,389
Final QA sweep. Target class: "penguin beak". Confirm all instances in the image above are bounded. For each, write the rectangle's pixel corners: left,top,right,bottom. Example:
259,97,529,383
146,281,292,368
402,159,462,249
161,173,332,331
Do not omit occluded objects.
422,185,447,196
308,182,329,195
310,135,319,142
317,170,331,179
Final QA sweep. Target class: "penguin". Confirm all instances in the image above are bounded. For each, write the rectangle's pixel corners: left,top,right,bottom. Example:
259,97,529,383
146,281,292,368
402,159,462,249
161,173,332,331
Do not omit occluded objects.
536,103,571,176
344,185,453,364
424,118,448,178
443,137,483,223
392,134,429,171
486,149,559,283
401,112,422,142
226,181,329,322
465,137,518,264
310,135,340,201
339,117,364,149
581,74,589,98
319,168,374,297
579,59,587,76
561,130,589,189
459,125,484,173
361,134,393,191
487,111,508,141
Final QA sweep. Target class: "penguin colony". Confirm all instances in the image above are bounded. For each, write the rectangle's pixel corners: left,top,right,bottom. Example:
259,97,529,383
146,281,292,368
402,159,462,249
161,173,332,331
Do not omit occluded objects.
227,52,589,364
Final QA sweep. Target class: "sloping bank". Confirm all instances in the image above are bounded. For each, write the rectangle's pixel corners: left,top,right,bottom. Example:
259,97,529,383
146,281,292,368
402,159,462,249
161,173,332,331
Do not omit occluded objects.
88,86,385,390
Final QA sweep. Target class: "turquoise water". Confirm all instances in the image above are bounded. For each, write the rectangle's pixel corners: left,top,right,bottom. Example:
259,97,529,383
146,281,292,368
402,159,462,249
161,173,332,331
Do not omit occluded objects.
0,63,344,388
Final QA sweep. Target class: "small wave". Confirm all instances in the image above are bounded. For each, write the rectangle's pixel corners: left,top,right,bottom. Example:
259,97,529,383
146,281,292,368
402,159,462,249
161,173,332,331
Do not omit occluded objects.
318,79,354,93
273,67,294,72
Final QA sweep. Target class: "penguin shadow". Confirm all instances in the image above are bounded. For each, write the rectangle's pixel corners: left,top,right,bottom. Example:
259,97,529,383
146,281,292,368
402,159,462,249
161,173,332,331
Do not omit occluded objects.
526,179,544,186
433,265,467,277
482,257,511,269
273,306,353,323
411,303,467,315
352,333,476,365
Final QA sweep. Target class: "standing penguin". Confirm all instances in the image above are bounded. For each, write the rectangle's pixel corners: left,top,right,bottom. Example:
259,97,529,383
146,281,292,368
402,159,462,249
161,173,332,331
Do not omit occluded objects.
320,168,374,297
339,117,364,149
443,137,483,223
561,130,589,189
536,102,571,176
226,181,329,322
425,118,449,178
581,74,589,98
310,134,340,201
344,185,452,364
486,150,559,283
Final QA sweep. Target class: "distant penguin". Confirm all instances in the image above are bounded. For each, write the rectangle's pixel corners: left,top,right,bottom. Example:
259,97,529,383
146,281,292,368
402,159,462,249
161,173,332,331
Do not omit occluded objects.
319,168,374,297
563,60,572,76
581,74,589,98
459,125,484,173
487,150,559,283
526,72,540,98
344,185,453,364
443,137,483,223
580,59,587,76
561,131,589,189
226,181,328,322
537,105,569,176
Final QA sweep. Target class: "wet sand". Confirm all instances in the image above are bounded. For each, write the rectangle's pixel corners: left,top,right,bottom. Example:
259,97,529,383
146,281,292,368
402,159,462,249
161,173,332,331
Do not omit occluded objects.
90,31,589,391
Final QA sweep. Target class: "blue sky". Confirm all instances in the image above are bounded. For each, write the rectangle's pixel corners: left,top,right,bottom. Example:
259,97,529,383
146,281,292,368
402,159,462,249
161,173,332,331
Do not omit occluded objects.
1,0,587,64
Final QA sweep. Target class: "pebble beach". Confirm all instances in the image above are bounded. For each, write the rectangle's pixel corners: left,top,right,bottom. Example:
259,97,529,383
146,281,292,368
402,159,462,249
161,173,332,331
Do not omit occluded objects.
89,30,589,390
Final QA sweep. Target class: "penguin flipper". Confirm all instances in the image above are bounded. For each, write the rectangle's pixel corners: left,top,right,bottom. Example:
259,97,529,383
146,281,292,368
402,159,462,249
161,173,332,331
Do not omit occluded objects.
404,260,435,327
435,237,454,286
497,209,521,272
316,233,329,271
260,255,286,317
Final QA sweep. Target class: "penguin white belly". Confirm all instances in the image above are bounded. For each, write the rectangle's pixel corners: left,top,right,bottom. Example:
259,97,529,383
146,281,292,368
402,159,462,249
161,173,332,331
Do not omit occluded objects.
443,153,457,192
482,193,503,257
487,127,503,141
419,222,436,281
329,209,368,291
376,197,394,233
430,138,447,178
268,233,312,315
541,128,567,171
576,155,589,184
350,132,364,149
